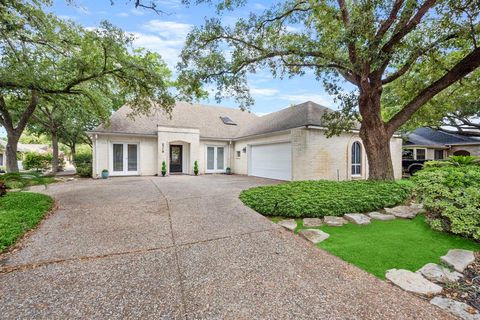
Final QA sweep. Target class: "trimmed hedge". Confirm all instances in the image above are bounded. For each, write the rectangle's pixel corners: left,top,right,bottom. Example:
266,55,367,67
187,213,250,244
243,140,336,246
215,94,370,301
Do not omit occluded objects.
239,180,413,218
414,165,480,240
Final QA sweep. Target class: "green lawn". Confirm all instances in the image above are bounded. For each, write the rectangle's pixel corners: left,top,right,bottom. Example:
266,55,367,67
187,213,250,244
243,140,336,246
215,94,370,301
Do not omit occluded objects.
0,172,57,189
240,180,413,218
291,215,480,279
0,192,54,252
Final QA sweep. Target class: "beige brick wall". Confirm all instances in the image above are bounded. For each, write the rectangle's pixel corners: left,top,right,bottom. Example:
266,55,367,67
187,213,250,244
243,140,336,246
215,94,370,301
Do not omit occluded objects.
448,145,480,157
291,128,403,180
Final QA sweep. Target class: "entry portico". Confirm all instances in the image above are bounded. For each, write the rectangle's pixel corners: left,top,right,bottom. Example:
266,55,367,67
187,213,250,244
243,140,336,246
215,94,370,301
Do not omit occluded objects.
157,126,199,175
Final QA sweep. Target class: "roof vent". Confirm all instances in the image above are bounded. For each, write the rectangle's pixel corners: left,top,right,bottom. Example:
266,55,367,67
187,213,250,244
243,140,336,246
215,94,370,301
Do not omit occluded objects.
220,116,237,125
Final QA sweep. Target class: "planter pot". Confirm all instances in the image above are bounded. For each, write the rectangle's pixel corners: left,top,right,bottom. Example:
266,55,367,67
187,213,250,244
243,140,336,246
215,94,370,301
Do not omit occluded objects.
101,171,109,179
226,168,231,175
161,171,166,177
194,170,199,176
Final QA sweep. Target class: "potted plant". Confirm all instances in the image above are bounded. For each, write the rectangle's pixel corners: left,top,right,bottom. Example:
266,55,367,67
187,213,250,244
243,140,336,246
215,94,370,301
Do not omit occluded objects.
161,161,167,177
226,167,231,175
101,169,109,179
193,160,199,176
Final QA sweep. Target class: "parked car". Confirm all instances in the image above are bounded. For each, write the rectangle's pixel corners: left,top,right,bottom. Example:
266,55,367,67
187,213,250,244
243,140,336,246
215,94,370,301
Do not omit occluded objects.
402,159,427,176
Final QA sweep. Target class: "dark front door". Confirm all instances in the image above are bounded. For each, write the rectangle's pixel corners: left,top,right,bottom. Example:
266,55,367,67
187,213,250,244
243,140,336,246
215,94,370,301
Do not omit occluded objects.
169,145,183,173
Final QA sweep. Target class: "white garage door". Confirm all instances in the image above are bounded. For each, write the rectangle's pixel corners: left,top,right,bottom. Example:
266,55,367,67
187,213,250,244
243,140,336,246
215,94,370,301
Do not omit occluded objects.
250,143,292,180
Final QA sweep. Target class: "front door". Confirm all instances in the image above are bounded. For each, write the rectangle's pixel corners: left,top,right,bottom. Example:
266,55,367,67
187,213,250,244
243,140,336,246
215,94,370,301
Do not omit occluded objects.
111,143,138,175
169,145,183,173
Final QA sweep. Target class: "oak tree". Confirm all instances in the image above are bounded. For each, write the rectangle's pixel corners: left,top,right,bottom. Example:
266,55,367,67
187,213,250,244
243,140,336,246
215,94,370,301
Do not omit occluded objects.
176,0,480,180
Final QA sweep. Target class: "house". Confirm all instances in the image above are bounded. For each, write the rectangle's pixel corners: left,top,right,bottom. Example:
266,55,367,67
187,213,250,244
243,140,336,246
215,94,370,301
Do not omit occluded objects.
89,101,403,181
0,139,52,170
403,127,480,161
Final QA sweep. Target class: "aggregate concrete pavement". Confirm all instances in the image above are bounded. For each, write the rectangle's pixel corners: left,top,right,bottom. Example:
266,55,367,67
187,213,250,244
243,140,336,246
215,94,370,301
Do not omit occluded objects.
0,175,452,319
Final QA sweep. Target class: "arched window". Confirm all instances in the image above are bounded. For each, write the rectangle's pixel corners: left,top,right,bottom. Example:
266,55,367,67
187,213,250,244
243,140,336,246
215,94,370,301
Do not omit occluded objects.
453,150,470,156
351,142,362,176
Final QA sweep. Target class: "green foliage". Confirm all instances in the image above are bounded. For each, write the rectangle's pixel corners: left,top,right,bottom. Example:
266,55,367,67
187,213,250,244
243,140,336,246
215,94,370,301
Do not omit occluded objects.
76,163,92,177
448,155,480,166
19,132,50,144
414,166,480,240
296,215,479,279
22,152,52,171
423,160,451,168
161,161,167,176
193,160,199,175
74,149,92,165
240,180,412,218
0,172,56,189
0,0,175,172
0,192,53,252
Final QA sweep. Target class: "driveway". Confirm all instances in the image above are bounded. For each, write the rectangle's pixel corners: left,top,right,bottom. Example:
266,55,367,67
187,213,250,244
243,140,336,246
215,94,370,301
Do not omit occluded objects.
0,175,450,319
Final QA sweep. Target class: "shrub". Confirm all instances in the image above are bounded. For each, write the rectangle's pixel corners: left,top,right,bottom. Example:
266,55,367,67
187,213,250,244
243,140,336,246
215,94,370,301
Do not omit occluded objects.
74,149,92,165
0,172,56,189
23,152,52,171
193,160,199,175
448,155,479,166
76,163,92,177
414,166,480,240
240,180,413,218
161,161,167,176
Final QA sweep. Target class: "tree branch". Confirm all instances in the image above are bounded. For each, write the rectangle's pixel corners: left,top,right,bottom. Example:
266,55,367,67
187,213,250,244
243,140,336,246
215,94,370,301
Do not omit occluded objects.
337,0,357,64
387,47,480,133
374,0,404,41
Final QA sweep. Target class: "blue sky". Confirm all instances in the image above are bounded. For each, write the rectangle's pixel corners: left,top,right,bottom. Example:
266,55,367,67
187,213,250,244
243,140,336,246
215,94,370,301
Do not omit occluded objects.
1,0,348,138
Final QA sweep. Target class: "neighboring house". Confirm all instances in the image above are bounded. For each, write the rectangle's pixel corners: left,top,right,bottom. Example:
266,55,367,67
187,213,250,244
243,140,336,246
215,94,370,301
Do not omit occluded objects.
89,101,403,181
0,139,53,170
404,127,480,161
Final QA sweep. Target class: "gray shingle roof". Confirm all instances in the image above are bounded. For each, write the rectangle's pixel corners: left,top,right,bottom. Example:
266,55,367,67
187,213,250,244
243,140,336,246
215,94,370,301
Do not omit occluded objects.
406,127,480,146
93,100,340,139
236,101,335,138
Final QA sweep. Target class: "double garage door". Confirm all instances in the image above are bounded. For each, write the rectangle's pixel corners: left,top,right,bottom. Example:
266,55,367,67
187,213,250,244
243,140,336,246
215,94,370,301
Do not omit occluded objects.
250,142,292,181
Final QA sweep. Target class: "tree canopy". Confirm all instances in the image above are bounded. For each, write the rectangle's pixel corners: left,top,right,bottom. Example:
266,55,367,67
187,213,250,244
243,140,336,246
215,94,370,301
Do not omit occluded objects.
0,0,175,172
176,0,480,179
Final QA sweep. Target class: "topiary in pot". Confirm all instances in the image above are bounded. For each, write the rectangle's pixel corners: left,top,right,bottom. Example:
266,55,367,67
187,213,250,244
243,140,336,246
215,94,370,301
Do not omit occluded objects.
193,160,199,176
161,161,167,177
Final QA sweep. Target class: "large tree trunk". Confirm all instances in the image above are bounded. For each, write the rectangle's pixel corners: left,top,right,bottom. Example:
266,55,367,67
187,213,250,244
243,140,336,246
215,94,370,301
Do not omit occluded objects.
5,133,20,173
358,83,395,180
51,130,59,173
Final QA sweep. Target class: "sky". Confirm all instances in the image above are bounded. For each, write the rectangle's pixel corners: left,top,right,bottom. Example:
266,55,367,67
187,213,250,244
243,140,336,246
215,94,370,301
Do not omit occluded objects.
1,0,349,138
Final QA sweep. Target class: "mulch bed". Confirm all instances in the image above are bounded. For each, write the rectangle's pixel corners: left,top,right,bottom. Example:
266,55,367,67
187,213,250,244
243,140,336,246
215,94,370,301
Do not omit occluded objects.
442,252,480,312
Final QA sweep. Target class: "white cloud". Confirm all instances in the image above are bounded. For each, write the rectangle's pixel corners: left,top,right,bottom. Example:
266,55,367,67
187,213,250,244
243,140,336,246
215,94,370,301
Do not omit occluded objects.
250,87,279,96
142,20,193,40
130,20,193,68
117,12,129,17
278,93,335,107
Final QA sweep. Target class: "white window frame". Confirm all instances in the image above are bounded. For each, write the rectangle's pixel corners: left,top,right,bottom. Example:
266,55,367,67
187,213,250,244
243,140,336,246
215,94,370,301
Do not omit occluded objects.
109,142,140,176
414,148,427,160
205,145,226,173
351,141,362,177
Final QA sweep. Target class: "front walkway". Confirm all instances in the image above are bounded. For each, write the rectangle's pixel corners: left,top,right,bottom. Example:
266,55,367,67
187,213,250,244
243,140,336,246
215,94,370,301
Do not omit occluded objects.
0,175,451,319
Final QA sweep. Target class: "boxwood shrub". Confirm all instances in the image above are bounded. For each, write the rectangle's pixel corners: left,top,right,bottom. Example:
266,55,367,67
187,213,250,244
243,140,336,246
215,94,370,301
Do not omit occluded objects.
414,165,480,241
239,180,413,218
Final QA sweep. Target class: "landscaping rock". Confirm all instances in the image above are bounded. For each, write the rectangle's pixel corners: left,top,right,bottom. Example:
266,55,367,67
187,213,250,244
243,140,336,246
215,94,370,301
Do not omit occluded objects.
410,203,424,211
384,205,421,219
430,297,480,320
368,212,396,221
303,218,323,227
344,213,371,225
278,219,297,231
299,229,329,244
385,269,443,295
323,216,348,227
441,249,475,272
417,263,463,283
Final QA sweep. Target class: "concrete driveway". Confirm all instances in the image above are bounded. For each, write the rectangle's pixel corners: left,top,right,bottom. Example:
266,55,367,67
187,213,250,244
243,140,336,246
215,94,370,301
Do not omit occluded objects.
0,175,450,319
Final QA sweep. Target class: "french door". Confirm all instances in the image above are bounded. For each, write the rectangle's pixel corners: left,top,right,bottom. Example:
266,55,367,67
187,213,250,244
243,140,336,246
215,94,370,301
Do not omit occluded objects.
111,143,139,175
206,146,225,173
